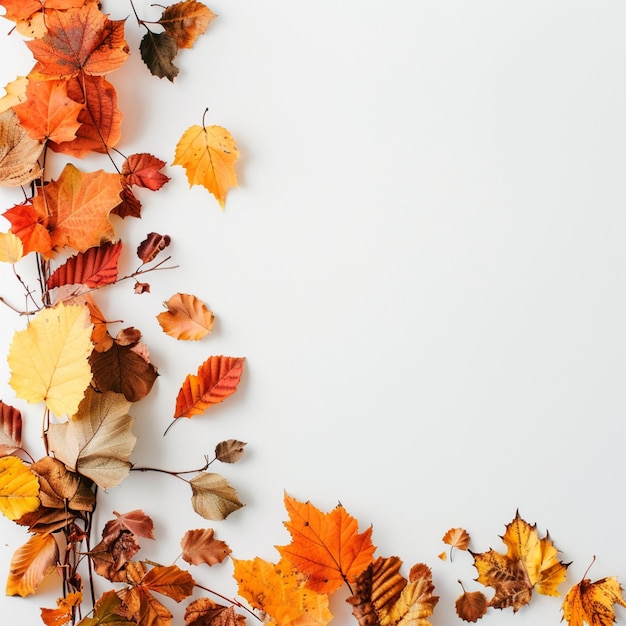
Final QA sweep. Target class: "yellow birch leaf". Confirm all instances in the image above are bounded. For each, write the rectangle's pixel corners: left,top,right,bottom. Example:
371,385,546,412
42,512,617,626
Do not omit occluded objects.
0,231,23,263
6,532,58,597
173,123,239,208
8,302,93,417
0,455,40,521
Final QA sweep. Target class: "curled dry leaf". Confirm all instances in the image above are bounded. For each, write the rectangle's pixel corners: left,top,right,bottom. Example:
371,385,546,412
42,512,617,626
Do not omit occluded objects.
189,472,244,521
0,108,43,187
137,232,171,264
157,293,214,341
215,439,246,464
181,528,231,566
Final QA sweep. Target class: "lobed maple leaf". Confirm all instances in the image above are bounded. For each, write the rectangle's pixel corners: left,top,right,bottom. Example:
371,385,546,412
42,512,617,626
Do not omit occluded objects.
277,493,376,594
0,108,43,187
233,556,333,626
122,153,170,190
3,200,52,258
470,511,568,612
173,123,239,208
8,302,93,418
6,532,58,597
562,568,626,626
173,355,245,420
157,293,215,341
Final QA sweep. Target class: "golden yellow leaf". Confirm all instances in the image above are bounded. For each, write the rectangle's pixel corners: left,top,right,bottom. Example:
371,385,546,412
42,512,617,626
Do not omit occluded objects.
562,573,626,626
6,532,58,597
0,76,28,113
0,455,40,521
173,123,239,208
0,231,23,263
8,302,94,417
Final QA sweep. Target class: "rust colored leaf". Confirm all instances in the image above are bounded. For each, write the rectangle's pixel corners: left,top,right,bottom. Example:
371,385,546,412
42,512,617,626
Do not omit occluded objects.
184,598,245,626
174,355,244,420
173,123,239,208
3,200,52,257
47,241,122,290
89,340,158,403
89,532,140,583
6,532,58,597
140,30,179,81
233,556,332,626
471,511,568,612
157,293,214,341
0,108,43,187
159,1,216,49
181,528,231,566
34,163,121,253
455,585,488,623
137,232,171,263
214,439,246,464
14,78,82,144
190,472,244,521
26,4,129,78
50,74,122,156
41,591,82,626
0,400,22,456
112,185,143,218
122,153,170,190
563,574,626,626
278,493,376,594
103,510,155,543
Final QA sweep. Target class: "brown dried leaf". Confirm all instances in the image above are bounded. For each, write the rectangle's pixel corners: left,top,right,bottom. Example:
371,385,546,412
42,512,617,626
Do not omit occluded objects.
102,509,155,543
184,597,246,626
0,108,43,187
181,528,231,566
456,585,488,623
190,472,244,521
214,440,246,464
137,232,171,264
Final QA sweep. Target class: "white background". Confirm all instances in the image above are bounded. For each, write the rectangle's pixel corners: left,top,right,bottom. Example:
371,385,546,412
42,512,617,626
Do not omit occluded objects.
0,1,625,624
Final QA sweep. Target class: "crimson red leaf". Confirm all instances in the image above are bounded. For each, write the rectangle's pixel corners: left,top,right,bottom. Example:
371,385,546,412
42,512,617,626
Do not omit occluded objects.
122,153,170,190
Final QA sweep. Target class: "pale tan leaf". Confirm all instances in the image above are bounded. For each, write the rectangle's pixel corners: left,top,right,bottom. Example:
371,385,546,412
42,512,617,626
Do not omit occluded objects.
190,473,243,521
0,108,43,186
0,231,23,263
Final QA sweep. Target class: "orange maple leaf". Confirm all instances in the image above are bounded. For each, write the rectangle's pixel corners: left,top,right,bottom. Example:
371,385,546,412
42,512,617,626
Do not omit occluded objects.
33,162,121,253
0,1,88,23
277,493,376,594
173,122,239,208
14,78,82,144
4,200,53,257
26,4,129,79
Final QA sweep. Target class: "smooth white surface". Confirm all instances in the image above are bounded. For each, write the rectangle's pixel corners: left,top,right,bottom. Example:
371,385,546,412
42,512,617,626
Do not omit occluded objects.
0,1,625,624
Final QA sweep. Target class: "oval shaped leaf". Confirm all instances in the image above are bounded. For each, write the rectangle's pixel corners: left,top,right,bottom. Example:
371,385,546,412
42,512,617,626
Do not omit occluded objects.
189,472,243,521
157,293,214,341
0,456,39,520
6,532,58,597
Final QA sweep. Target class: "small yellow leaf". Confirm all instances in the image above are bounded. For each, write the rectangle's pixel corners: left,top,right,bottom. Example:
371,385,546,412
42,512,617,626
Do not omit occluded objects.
173,123,239,208
8,302,93,417
0,455,39,521
0,231,23,263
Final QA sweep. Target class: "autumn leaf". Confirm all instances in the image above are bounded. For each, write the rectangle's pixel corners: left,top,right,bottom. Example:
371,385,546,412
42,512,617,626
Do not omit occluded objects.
41,591,82,626
277,493,376,594
442,527,470,561
157,293,215,341
0,0,87,23
190,472,244,521
35,163,122,253
6,532,58,597
181,528,231,566
0,400,22,456
8,302,93,418
215,439,246,464
0,76,27,113
89,532,141,582
3,200,52,257
455,582,488,623
76,590,135,626
102,510,155,543
26,4,129,79
137,232,171,263
14,78,83,144
0,108,43,187
0,455,40,521
233,556,333,626
0,231,23,263
184,598,245,626
173,123,239,207
173,355,245,420
140,30,180,81
122,153,170,190
47,388,137,489
50,75,122,156
470,511,568,612
562,564,626,626
159,1,216,49
47,241,123,291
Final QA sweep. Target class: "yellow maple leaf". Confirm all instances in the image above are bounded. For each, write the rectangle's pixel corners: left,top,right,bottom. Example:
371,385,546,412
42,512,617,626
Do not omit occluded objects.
8,302,93,417
0,455,40,521
562,571,626,626
173,122,239,208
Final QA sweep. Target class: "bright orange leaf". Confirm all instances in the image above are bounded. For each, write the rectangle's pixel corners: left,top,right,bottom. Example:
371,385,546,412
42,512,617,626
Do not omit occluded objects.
173,123,239,208
41,591,82,626
6,532,58,597
0,1,88,23
3,200,52,257
157,293,214,341
277,493,376,594
173,355,245,420
14,78,83,144
159,1,216,49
